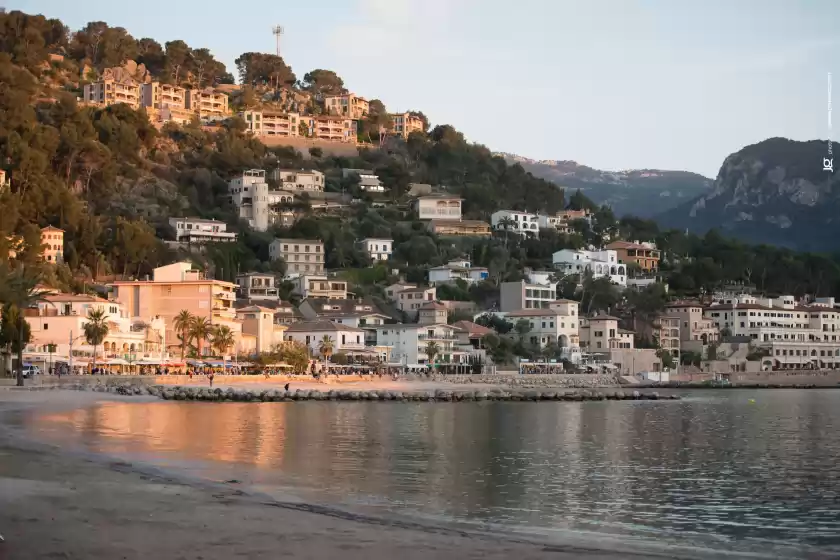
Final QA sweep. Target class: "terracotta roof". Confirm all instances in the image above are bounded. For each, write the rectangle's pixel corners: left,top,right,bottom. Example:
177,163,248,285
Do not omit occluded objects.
41,226,64,233
285,320,364,333
399,287,434,294
429,220,491,227
588,314,620,321
236,305,276,314
44,293,108,303
607,240,658,250
451,320,493,336
419,301,447,311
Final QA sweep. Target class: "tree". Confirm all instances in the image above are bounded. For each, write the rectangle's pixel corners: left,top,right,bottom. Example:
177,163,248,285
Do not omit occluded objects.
424,341,440,365
514,319,532,341
164,39,191,84
309,147,323,158
408,110,430,132
211,324,234,357
189,316,212,358
656,348,675,370
301,69,346,95
83,308,109,374
318,335,334,364
273,341,309,373
235,52,295,89
173,310,193,360
0,265,49,386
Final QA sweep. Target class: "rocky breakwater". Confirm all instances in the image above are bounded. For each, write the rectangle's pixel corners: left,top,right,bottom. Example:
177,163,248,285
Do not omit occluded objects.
64,382,680,402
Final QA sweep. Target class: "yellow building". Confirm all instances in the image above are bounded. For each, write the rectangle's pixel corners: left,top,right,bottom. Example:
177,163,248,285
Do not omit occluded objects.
241,110,301,137
40,226,64,264
426,220,492,237
141,82,194,124
82,67,141,109
323,93,369,120
236,306,288,355
299,115,356,143
391,112,424,138
606,240,661,272
186,88,230,120
111,262,243,357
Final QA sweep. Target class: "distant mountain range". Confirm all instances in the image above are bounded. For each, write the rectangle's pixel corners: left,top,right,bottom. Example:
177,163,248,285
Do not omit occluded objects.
496,153,713,218
655,138,840,252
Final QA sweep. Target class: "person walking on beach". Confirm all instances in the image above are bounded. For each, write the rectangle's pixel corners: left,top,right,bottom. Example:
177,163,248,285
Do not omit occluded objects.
284,383,290,392
208,371,215,388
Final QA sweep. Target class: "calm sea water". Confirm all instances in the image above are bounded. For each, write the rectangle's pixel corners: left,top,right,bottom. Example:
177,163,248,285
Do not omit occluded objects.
25,390,840,557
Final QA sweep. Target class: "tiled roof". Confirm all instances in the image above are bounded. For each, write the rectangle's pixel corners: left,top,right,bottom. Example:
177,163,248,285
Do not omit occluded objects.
506,309,565,317
285,320,364,333
419,301,447,310
451,320,493,336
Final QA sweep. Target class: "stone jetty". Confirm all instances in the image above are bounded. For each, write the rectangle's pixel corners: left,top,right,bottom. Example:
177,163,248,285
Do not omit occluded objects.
60,382,681,402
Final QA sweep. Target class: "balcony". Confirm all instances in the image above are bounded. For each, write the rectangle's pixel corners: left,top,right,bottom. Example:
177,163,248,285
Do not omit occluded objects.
418,334,459,341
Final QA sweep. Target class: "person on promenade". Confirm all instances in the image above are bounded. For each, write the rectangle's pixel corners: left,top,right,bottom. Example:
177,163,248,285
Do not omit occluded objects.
284,383,290,392
208,371,215,388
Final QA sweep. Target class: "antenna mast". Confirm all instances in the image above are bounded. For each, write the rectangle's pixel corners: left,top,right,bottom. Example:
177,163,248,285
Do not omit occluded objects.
272,25,284,57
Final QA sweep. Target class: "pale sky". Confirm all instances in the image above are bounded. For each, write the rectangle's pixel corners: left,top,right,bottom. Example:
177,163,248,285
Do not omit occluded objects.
13,0,840,177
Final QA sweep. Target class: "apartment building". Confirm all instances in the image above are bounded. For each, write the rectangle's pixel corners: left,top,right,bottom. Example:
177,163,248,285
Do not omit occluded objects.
491,210,540,236
268,239,325,274
396,287,437,318
500,280,556,312
270,168,325,192
385,282,417,301
291,275,348,299
168,218,237,244
653,316,680,358
426,220,492,237
376,323,468,365
579,315,634,352
358,238,392,261
391,112,424,138
83,67,141,109
41,226,64,264
428,260,488,286
299,115,356,142
705,295,840,369
505,305,581,351
552,249,627,286
111,262,242,357
236,306,287,355
186,88,230,120
241,110,300,137
299,298,388,346
229,169,303,232
324,93,369,120
538,209,592,234
235,272,279,302
665,301,720,351
415,195,462,221
606,240,661,272
140,82,193,124
24,293,167,367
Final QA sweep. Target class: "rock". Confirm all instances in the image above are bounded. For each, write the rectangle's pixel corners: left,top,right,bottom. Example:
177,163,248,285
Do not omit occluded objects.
524,390,540,401
391,391,403,400
475,390,488,401
347,391,360,400
649,392,660,400
632,390,641,400
309,390,323,400
435,390,453,401
542,391,557,400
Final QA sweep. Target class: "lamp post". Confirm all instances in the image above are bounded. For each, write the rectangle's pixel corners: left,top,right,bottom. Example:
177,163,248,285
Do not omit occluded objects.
46,343,57,375
68,331,87,375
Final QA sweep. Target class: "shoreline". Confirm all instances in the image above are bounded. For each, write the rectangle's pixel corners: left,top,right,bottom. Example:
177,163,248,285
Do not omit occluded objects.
0,391,747,560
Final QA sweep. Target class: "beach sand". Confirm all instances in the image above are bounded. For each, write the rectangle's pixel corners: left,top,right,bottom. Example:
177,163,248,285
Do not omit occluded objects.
0,390,669,560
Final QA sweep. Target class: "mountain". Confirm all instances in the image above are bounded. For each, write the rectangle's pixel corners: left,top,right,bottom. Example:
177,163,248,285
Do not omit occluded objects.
496,153,713,218
655,138,840,252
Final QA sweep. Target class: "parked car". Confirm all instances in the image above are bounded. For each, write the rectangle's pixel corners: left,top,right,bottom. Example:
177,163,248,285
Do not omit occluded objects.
21,364,41,378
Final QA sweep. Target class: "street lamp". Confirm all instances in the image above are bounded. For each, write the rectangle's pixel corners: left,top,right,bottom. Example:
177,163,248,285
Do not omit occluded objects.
46,343,57,375
68,331,88,375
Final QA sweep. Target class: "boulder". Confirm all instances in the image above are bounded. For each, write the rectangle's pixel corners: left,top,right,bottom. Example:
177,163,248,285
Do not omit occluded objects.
632,390,641,400
542,391,557,400
524,390,540,401
475,390,489,401
391,391,403,400
309,390,323,400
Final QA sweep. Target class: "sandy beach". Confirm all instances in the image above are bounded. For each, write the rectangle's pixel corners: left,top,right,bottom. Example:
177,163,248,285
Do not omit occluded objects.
0,390,692,560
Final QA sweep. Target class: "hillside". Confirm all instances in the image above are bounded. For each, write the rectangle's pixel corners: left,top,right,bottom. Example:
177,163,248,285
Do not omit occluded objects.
656,138,840,251
496,153,712,218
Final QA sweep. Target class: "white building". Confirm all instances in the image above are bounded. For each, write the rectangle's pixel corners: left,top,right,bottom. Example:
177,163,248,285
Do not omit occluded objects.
500,280,556,312
358,238,392,262
375,323,468,365
283,321,366,357
343,169,384,192
552,249,626,286
291,275,348,299
705,295,840,369
168,218,237,244
395,287,437,318
269,239,324,275
428,260,489,286
235,272,279,302
229,169,274,232
505,302,581,361
414,195,462,221
491,210,540,236
271,169,325,192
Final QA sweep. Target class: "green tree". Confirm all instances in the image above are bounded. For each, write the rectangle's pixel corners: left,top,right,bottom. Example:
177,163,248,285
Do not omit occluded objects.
235,52,295,89
164,39,191,83
0,265,50,385
211,324,234,357
318,335,334,364
189,316,212,358
656,348,675,370
273,341,310,373
514,319,532,341
173,310,193,360
424,341,440,365
83,308,109,373
302,69,346,95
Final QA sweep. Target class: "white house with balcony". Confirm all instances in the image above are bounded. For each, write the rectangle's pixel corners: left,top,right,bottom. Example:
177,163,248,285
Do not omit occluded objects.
375,323,468,365
235,272,279,302
414,195,462,221
271,168,325,192
169,218,237,244
500,280,556,312
343,168,384,192
552,249,626,286
491,210,540,236
428,260,489,286
358,238,392,261
283,320,367,357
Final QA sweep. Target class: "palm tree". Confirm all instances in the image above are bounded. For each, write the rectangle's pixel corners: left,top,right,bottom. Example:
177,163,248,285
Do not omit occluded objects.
496,216,517,247
83,308,110,374
424,341,440,366
211,325,234,358
318,335,334,365
173,310,193,360
0,265,50,386
189,316,212,358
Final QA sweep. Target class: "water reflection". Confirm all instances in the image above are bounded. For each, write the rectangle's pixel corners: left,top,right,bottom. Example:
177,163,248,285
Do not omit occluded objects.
31,391,840,554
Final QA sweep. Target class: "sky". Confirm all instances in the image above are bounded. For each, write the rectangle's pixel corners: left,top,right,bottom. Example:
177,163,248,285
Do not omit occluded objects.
11,0,840,177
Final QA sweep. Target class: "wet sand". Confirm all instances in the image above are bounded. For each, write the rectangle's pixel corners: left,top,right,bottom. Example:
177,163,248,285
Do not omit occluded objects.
0,391,690,559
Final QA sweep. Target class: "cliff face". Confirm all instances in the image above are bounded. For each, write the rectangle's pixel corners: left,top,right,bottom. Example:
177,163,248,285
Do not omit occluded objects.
656,138,839,251
496,153,712,218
